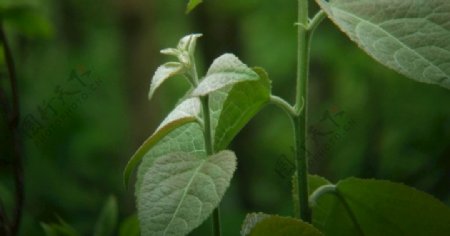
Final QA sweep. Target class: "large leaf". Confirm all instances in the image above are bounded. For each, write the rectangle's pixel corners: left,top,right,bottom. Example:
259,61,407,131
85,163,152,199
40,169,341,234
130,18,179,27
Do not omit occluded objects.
124,97,201,186
137,151,236,236
241,213,323,236
213,67,271,150
192,53,260,97
93,196,118,236
148,62,185,100
312,178,450,236
316,0,450,89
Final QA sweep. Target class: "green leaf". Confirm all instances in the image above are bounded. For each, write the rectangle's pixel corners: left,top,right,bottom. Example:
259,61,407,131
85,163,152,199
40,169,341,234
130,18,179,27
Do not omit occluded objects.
148,62,185,100
41,217,79,236
0,4,53,38
124,97,201,186
292,175,331,218
137,150,236,236
312,178,450,236
186,0,203,13
240,213,270,236
119,214,140,236
316,0,450,89
241,214,323,236
192,53,259,97
213,67,271,150
93,196,118,236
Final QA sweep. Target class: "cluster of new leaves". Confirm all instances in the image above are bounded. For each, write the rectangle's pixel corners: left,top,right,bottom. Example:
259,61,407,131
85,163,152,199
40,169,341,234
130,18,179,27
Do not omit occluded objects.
124,34,271,236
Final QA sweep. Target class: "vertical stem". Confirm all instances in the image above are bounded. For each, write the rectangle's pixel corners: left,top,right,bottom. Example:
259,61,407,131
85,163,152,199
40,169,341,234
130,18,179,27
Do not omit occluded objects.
0,24,24,236
201,96,221,236
294,0,312,222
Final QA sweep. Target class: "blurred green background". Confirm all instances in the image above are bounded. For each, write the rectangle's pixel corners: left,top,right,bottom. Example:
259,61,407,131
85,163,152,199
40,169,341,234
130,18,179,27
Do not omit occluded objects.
0,0,449,235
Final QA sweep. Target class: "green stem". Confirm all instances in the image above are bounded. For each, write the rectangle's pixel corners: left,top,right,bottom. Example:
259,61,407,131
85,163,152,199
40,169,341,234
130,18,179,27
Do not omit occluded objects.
294,0,312,222
309,185,365,236
270,95,297,116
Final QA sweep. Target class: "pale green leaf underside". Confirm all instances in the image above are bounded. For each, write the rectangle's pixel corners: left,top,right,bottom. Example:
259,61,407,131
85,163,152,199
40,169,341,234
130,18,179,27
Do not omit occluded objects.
148,62,185,100
312,178,450,236
124,98,201,186
317,0,450,89
213,67,271,150
243,214,323,236
138,151,236,236
186,0,203,13
192,53,260,97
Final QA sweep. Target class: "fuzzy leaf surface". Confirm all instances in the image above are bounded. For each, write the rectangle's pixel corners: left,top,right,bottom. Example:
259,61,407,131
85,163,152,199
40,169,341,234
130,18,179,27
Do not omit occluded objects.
317,0,450,89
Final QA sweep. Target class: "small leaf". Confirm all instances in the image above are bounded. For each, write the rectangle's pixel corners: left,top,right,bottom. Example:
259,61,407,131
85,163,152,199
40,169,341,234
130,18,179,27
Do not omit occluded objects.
119,214,140,236
312,178,450,236
192,54,259,97
316,0,450,89
213,67,271,150
241,214,323,236
124,97,201,186
137,150,236,236
177,33,202,55
186,0,203,13
148,62,185,100
93,195,118,236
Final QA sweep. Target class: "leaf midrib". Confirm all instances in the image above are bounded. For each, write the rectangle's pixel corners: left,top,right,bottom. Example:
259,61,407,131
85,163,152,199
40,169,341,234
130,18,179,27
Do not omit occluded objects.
163,159,207,235
333,7,448,81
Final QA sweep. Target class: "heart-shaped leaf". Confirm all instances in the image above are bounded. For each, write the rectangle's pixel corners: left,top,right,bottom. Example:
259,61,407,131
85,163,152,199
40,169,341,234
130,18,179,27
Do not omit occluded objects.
316,0,450,89
138,151,236,236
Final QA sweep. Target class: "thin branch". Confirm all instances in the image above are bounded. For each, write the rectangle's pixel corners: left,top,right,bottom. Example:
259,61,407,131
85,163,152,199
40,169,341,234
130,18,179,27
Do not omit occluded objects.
0,23,24,236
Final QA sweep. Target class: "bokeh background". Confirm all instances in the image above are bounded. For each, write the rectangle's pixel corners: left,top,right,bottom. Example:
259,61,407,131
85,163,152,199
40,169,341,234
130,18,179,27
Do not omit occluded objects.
0,0,449,235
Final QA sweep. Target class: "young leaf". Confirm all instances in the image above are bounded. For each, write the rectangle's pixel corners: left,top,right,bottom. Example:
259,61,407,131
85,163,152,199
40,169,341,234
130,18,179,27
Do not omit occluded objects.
124,97,201,186
241,214,323,236
316,0,450,89
148,62,185,100
93,196,118,236
191,53,259,97
137,151,236,236
213,67,271,150
312,178,450,236
186,0,203,13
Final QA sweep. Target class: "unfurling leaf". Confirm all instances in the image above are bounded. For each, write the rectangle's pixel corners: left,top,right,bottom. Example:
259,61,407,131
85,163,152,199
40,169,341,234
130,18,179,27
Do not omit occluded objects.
317,0,450,89
138,151,236,236
148,62,185,100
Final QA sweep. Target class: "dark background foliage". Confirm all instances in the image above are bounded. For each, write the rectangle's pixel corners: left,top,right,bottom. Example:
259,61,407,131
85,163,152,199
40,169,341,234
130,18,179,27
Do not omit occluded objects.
0,0,449,235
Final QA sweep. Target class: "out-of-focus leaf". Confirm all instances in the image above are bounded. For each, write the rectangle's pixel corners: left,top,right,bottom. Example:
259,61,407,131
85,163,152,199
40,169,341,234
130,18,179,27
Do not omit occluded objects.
41,217,79,236
119,214,140,236
138,151,236,236
241,214,323,236
0,4,53,38
316,0,450,89
312,177,450,236
186,0,203,13
93,195,118,236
